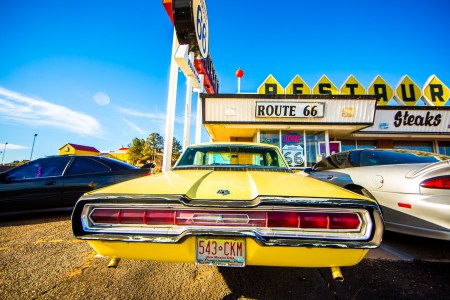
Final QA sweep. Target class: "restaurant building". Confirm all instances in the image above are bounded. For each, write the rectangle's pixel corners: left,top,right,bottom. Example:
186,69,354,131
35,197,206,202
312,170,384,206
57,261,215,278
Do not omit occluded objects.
201,74,450,169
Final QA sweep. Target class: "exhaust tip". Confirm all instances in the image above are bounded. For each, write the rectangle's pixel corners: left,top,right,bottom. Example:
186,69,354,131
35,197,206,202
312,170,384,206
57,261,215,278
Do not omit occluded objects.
107,258,121,268
331,266,344,282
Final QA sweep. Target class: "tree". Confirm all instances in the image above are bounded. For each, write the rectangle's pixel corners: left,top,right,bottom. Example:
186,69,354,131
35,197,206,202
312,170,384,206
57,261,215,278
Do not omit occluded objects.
172,137,182,163
127,138,145,165
127,133,182,168
146,133,164,162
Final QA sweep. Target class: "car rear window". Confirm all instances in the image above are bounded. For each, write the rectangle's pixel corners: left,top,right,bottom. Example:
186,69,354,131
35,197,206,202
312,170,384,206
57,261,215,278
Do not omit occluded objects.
66,157,111,175
360,150,449,167
175,145,288,169
5,156,71,179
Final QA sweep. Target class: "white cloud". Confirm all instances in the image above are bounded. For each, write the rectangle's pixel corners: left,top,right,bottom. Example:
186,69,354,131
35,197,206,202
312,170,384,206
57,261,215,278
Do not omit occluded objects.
116,106,185,124
0,143,28,150
117,106,166,120
122,118,145,134
0,87,102,136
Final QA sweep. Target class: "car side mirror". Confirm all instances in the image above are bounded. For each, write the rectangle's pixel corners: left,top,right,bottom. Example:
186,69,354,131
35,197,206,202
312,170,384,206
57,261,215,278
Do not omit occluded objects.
0,172,11,183
303,167,313,174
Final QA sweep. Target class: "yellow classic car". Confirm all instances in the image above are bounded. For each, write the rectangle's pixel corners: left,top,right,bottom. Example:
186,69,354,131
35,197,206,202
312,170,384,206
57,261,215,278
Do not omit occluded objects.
72,142,383,277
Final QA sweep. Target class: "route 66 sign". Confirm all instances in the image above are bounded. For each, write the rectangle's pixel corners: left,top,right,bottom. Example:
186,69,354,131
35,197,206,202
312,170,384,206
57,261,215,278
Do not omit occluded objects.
282,144,304,166
173,0,209,58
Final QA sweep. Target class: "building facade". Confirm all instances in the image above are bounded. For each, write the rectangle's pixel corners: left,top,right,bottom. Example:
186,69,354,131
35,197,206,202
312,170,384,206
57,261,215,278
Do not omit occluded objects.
59,143,100,156
201,74,450,170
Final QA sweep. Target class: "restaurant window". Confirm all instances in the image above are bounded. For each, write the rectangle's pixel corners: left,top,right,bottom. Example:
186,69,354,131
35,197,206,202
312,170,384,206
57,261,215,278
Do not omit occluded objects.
260,131,279,147
358,140,377,149
261,130,326,168
341,140,376,151
393,141,433,153
438,141,450,155
305,131,325,168
341,140,356,151
281,131,305,168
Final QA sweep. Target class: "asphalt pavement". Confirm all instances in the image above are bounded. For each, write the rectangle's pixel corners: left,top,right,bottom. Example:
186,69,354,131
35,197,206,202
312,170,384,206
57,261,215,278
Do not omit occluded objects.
0,212,449,300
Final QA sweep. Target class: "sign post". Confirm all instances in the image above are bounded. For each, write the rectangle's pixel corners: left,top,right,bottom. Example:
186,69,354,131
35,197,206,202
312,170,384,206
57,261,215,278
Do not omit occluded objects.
195,74,204,144
163,0,218,168
162,30,180,172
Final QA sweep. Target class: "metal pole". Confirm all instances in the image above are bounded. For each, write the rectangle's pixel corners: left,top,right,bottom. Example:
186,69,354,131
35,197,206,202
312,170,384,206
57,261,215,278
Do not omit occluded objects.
162,29,179,172
30,133,38,161
1,142,8,165
195,75,204,144
182,53,194,151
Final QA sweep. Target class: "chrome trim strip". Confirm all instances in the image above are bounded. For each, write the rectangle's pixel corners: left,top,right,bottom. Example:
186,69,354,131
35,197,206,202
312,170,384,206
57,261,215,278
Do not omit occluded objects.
78,193,381,209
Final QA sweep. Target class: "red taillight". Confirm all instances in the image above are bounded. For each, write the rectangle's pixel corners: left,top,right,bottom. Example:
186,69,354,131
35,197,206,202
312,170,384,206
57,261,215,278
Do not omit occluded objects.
145,210,175,225
90,209,120,223
91,209,175,225
300,212,329,228
267,212,299,228
268,212,360,230
329,213,361,229
90,209,361,230
420,176,450,189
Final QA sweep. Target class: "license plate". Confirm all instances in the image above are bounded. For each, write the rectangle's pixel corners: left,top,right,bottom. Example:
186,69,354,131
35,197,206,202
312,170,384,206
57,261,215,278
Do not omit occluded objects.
196,237,245,267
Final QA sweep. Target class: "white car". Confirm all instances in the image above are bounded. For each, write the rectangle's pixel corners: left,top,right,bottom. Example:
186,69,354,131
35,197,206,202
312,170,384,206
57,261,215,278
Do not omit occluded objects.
304,149,450,240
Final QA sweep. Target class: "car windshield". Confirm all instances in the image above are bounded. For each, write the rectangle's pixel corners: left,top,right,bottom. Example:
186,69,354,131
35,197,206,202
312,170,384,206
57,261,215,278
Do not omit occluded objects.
359,150,450,167
174,144,289,169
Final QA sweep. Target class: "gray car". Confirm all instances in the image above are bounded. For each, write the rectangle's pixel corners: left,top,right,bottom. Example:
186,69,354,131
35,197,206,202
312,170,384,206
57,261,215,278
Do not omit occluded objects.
304,149,450,240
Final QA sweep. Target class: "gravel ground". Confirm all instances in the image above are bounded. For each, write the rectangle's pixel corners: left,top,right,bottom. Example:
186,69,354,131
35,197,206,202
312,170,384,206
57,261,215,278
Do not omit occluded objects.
0,212,449,300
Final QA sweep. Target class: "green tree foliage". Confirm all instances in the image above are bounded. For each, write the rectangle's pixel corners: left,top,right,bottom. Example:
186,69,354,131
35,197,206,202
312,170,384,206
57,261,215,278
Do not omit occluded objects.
127,133,182,167
172,137,182,162
146,133,164,161
127,138,145,165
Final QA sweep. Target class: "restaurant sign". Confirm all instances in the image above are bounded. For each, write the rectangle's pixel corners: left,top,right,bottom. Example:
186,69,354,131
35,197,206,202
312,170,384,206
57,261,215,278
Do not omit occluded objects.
258,74,449,107
256,101,325,118
359,109,450,133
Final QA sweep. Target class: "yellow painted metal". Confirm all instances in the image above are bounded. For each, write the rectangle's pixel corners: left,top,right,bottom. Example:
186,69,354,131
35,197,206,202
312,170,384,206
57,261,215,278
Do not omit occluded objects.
312,75,338,95
285,74,311,95
422,75,449,107
90,168,372,204
394,75,422,106
257,74,284,94
88,237,368,267
340,75,366,95
367,75,393,106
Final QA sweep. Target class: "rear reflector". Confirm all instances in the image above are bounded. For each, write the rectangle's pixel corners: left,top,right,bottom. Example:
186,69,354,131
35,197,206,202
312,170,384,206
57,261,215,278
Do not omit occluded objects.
90,209,361,230
420,176,450,189
398,203,412,209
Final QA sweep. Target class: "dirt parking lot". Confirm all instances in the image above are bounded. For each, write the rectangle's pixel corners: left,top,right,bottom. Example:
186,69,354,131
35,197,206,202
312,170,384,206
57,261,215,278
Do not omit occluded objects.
0,212,449,300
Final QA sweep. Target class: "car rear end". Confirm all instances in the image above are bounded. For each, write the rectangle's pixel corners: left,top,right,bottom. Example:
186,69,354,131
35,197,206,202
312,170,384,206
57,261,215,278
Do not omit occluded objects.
72,191,383,268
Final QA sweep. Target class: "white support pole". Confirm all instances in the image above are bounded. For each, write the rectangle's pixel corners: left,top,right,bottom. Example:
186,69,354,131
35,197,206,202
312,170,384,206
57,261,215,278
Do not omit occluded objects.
237,77,241,94
183,78,193,150
162,30,179,172
195,74,204,144
182,54,194,151
325,130,330,156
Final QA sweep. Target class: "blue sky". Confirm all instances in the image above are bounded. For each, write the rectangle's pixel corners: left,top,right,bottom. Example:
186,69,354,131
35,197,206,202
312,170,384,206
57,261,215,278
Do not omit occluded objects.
1,0,449,163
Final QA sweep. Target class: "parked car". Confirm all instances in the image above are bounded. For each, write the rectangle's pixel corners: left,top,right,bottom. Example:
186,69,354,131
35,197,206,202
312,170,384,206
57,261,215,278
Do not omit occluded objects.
72,142,383,272
0,155,150,215
304,149,450,240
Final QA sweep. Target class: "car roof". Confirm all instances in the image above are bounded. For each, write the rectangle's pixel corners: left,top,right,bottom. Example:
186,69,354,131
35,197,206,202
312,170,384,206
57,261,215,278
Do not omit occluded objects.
342,148,449,157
